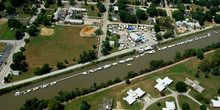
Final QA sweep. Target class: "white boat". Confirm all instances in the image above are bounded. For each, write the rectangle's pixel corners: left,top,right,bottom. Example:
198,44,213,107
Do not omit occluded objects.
24,89,31,94
50,81,56,85
199,36,203,39
125,58,133,62
135,55,140,58
41,84,48,88
82,71,89,75
119,60,126,63
140,53,144,56
194,37,198,40
97,67,103,70
208,33,211,36
180,42,184,44
89,69,95,73
188,39,193,42
168,45,172,48
147,50,156,54
171,44,176,47
158,48,161,51
112,62,118,66
33,87,39,91
104,65,111,69
161,46,167,50
15,92,20,96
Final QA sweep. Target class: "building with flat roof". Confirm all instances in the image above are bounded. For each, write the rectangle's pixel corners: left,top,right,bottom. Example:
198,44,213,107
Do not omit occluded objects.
184,77,205,93
163,101,176,110
130,33,141,42
154,77,173,92
122,88,145,105
211,97,220,108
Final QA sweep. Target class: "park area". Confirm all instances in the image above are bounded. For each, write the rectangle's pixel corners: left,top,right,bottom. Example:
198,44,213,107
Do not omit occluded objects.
64,49,220,110
81,4,101,18
9,25,97,81
0,18,16,40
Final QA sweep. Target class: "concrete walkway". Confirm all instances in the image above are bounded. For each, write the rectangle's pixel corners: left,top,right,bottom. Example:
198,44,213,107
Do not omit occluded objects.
142,87,206,110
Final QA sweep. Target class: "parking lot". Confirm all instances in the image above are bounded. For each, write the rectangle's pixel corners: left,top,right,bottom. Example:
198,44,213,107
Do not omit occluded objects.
0,45,13,68
108,24,158,51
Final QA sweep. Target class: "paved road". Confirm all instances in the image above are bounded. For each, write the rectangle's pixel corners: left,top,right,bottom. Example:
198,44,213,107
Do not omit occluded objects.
98,0,110,57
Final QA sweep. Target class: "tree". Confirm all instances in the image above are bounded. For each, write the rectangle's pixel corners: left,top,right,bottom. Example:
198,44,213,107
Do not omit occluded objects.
154,24,160,32
97,12,101,17
182,102,190,110
24,38,30,43
125,78,130,84
84,0,88,6
136,9,148,20
15,30,24,40
34,67,42,75
57,62,66,69
173,10,184,21
214,14,220,24
196,49,204,60
198,60,211,72
200,105,206,110
196,94,204,101
26,25,37,36
69,0,74,5
95,28,103,35
64,60,69,64
147,4,158,17
0,2,5,11
150,60,164,70
91,5,94,10
175,81,187,93
211,66,219,76
203,98,209,104
48,99,64,110
80,100,91,110
157,102,161,106
44,2,49,8
57,0,62,6
119,10,127,22
174,51,183,62
155,33,162,40
93,44,97,49
6,6,16,15
20,47,25,52
97,3,106,13
178,3,185,13
218,88,220,95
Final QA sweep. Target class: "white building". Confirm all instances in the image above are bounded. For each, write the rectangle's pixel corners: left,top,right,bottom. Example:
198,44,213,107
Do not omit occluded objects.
9,71,20,75
130,33,141,42
184,77,205,93
211,97,220,108
53,7,62,20
154,77,173,92
113,6,119,12
109,41,115,47
123,88,145,105
64,15,83,24
163,101,176,110
68,7,87,12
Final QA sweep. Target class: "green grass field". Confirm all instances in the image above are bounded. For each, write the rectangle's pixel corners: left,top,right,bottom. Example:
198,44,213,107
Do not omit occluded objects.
81,4,101,17
45,9,55,16
64,49,220,110
146,97,176,110
0,24,16,40
9,25,97,82
178,95,200,110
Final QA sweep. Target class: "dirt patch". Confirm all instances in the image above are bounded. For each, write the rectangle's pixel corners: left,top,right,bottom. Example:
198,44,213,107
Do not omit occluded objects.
178,29,185,33
116,101,123,109
79,26,96,37
40,27,54,36
0,18,8,25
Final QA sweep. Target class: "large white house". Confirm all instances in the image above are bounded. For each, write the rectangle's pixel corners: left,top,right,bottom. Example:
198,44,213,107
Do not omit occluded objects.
154,77,173,92
162,101,176,110
211,97,220,108
122,88,145,105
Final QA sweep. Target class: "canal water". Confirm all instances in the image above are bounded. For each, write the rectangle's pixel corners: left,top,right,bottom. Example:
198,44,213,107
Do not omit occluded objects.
0,29,220,110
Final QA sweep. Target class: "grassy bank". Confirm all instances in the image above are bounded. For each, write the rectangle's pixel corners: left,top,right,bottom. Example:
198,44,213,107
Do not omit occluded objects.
178,95,200,110
146,97,176,110
64,49,220,110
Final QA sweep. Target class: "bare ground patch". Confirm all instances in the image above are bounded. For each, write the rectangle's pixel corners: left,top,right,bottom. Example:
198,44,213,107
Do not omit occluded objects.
40,27,54,36
0,18,8,25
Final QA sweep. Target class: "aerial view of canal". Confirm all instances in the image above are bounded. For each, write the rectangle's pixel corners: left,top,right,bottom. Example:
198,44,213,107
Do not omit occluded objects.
0,28,220,109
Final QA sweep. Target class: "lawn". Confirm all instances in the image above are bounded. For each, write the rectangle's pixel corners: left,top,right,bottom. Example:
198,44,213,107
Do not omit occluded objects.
146,97,176,110
178,95,200,110
81,4,101,17
45,9,55,16
9,25,97,82
0,43,7,52
0,25,16,40
64,49,220,110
